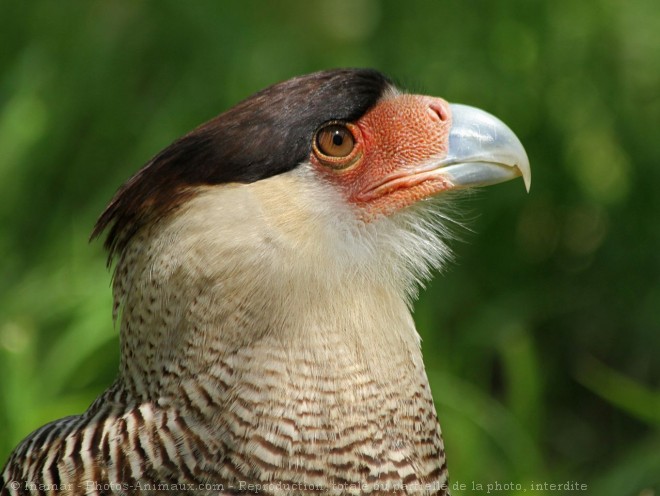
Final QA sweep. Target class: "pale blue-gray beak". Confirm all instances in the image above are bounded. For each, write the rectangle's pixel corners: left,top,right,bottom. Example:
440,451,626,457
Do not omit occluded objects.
440,104,531,192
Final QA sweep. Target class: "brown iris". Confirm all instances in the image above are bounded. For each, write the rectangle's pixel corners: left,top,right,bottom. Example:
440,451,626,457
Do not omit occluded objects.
315,123,355,158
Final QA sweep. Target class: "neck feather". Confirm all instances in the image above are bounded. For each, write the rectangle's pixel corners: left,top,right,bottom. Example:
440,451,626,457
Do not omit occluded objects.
110,168,453,398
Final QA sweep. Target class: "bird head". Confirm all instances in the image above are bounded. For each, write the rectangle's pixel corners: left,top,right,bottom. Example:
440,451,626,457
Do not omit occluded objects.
92,69,530,340
95,69,528,238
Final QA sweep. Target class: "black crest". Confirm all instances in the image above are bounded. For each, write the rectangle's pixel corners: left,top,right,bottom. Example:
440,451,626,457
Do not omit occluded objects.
92,68,391,260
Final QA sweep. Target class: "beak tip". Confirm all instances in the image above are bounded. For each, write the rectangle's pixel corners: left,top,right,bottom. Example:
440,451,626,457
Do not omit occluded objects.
518,157,532,193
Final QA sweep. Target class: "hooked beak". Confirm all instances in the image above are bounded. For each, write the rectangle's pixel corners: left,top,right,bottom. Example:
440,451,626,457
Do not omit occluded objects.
439,104,531,192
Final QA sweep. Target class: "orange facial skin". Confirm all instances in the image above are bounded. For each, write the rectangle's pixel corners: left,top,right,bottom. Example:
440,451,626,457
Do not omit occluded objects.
310,94,453,220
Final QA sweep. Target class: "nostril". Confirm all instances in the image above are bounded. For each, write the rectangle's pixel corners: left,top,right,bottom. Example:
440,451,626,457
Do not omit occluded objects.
428,100,449,123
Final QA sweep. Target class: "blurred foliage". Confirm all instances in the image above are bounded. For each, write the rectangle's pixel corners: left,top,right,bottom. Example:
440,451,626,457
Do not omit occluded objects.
0,1,659,495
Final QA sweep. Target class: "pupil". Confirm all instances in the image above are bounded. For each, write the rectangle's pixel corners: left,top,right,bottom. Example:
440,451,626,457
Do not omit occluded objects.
332,132,344,146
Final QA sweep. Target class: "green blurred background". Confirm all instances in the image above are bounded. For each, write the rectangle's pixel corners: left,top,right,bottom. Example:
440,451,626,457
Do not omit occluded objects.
1,1,658,494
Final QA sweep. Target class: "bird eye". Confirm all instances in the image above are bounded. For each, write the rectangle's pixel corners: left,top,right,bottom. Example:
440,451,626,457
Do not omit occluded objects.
315,123,355,158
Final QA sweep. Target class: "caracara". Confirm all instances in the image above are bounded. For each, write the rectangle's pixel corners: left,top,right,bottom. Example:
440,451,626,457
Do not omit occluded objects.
1,69,530,496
